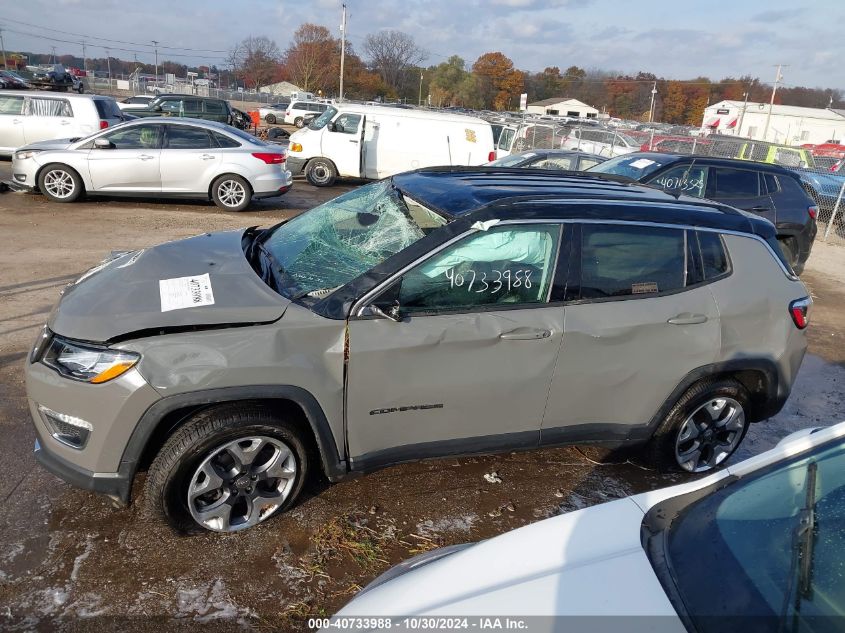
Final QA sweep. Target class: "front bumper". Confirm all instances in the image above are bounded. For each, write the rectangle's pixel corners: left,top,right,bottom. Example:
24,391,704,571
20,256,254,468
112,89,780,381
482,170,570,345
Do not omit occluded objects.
287,156,307,177
11,158,40,190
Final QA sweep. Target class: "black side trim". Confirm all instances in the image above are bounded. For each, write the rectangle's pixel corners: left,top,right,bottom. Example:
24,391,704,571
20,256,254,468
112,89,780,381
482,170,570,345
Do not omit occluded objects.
120,385,347,498
540,422,645,447
349,430,539,473
34,432,132,506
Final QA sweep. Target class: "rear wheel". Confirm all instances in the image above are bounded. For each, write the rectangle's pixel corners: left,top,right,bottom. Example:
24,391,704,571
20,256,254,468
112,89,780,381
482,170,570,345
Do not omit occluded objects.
145,404,309,533
211,174,251,211
38,164,84,203
265,113,276,124
778,237,800,274
305,158,337,187
644,378,750,473
294,117,305,128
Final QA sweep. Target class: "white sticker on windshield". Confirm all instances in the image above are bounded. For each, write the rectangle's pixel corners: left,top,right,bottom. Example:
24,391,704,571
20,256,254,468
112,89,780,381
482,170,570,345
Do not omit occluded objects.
629,158,657,169
159,273,215,312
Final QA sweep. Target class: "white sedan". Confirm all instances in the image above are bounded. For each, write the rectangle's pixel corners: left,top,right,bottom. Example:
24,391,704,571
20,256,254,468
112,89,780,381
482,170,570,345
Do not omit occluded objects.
334,421,845,631
258,103,290,124
11,118,292,211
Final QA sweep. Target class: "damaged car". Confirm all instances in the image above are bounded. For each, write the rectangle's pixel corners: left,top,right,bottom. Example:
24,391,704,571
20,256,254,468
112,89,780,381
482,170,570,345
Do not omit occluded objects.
27,168,810,533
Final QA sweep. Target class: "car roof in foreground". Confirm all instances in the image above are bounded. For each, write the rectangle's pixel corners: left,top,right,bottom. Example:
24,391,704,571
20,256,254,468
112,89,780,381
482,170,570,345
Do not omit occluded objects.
393,167,777,238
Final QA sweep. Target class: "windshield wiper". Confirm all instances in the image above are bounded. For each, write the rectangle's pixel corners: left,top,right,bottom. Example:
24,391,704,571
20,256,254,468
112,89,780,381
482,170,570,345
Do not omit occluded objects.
779,460,818,630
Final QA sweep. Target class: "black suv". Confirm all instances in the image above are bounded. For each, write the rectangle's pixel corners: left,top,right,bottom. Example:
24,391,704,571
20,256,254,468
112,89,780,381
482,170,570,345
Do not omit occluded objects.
590,154,818,274
131,94,234,126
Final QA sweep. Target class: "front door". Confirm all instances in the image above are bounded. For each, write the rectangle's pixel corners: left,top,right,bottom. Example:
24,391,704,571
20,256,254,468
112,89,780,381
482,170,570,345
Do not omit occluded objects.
320,112,364,178
0,94,26,153
541,223,720,443
159,124,221,193
346,222,566,467
87,124,163,191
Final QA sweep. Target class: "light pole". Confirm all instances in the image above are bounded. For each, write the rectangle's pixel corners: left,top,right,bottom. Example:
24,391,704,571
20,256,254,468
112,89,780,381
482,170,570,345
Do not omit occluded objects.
648,81,657,123
418,72,424,106
106,48,112,90
338,4,347,101
81,40,87,77
1,28,7,70
152,40,159,87
763,65,786,142
737,90,749,137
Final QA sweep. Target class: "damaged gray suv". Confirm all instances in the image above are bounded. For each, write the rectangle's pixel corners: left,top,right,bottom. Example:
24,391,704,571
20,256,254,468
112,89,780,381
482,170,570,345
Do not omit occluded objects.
26,168,811,533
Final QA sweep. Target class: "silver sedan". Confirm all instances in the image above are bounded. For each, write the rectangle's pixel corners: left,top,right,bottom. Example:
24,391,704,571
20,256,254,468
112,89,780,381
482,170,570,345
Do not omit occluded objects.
11,118,293,211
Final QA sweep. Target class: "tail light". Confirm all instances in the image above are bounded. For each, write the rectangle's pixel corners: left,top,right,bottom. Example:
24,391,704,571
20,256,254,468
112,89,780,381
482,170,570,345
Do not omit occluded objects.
99,121,109,130
285,110,291,117
252,152,285,164
808,205,818,220
789,297,811,329
488,151,496,162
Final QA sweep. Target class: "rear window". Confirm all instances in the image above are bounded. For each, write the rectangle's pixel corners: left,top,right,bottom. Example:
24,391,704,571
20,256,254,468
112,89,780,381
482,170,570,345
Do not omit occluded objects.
95,98,123,120
213,131,241,148
165,126,213,149
0,95,24,115
711,168,759,197
204,100,225,114
577,224,687,299
762,173,780,195
697,231,730,279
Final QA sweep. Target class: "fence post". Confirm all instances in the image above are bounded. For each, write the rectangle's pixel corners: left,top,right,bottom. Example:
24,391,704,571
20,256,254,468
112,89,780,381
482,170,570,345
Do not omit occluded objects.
823,180,845,242
649,129,655,151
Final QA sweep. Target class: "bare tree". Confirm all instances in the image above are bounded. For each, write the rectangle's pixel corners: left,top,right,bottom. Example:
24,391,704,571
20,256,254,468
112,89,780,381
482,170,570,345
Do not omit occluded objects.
363,29,426,93
227,36,281,90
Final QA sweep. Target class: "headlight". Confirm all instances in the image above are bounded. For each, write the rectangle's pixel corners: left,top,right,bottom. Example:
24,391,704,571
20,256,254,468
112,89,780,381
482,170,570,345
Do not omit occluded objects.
42,336,140,383
15,150,41,160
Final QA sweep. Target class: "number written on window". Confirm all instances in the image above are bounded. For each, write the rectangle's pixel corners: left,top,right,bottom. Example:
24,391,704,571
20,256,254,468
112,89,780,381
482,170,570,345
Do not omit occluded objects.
444,267,533,293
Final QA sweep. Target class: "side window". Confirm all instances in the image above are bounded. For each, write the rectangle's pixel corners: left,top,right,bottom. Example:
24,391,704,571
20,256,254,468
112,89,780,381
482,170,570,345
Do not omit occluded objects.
212,132,241,148
762,173,780,194
649,165,708,198
0,95,24,115
26,98,72,117
204,100,225,114
711,168,760,197
578,224,686,299
182,99,202,112
102,125,160,149
159,99,181,113
697,231,730,279
393,224,563,313
165,126,213,149
579,157,603,170
332,113,362,134
534,157,574,170
292,102,305,111
497,128,515,150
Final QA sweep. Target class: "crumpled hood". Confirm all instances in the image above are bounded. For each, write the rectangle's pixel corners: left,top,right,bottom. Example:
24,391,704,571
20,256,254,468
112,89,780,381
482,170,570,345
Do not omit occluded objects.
49,230,290,343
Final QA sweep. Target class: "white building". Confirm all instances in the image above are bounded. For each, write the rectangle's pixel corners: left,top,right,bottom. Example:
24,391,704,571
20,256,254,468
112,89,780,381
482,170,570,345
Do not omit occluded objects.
702,100,845,145
526,98,598,118
258,81,303,98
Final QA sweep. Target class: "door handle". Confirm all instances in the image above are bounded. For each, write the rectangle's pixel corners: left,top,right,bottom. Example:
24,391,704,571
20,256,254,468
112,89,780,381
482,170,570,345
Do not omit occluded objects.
349,140,359,144
60,120,71,125
200,154,216,160
499,328,552,340
667,313,708,325
138,154,154,161
12,119,22,124
747,206,770,212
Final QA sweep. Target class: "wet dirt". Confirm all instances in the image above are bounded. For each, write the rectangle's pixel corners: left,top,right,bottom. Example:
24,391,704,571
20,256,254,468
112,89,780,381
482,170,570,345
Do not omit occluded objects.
1,160,845,631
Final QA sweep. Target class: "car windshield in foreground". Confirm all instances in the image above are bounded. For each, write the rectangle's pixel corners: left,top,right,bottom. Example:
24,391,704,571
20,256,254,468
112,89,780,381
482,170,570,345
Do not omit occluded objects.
488,153,535,167
309,106,338,130
257,180,448,299
588,154,668,180
660,439,845,632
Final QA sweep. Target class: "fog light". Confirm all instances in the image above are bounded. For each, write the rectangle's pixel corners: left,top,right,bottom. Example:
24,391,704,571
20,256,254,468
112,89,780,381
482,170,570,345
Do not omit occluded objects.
14,174,27,182
38,405,92,449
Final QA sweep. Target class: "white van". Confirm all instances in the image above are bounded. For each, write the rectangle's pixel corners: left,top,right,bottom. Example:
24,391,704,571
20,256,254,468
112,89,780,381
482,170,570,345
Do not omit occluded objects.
287,104,496,186
0,91,126,156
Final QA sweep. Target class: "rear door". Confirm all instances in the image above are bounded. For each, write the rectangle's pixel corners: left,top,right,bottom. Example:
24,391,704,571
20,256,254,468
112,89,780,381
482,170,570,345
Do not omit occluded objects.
87,124,163,191
541,223,720,444
202,99,228,123
706,166,775,224
22,96,74,144
320,112,364,178
0,94,26,153
159,124,221,193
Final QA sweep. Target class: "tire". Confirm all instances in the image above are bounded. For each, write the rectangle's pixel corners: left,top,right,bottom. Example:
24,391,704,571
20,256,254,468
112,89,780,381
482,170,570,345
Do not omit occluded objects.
644,378,750,473
144,403,309,533
305,158,337,187
265,113,276,124
778,237,801,274
37,164,84,203
211,174,252,212
294,117,305,128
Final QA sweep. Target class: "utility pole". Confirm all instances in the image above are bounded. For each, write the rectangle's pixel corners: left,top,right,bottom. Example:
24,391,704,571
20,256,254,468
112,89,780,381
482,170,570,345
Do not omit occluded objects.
152,40,159,87
0,28,7,71
51,46,57,63
737,90,749,137
762,65,786,142
106,48,112,90
648,81,657,123
81,40,87,76
338,4,347,101
418,72,424,106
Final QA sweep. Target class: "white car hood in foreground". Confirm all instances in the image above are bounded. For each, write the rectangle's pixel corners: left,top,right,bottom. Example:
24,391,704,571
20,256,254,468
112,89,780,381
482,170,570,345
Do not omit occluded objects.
338,498,682,625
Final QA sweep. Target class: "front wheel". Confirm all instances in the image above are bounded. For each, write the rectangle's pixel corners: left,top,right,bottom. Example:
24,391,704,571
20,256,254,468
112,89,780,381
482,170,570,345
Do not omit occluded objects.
144,404,309,533
265,113,276,124
38,164,84,202
211,174,251,211
294,117,305,128
644,378,750,473
305,158,337,187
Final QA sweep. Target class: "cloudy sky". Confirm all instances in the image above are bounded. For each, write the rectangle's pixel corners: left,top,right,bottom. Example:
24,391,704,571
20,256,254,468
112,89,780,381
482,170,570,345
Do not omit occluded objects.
3,0,841,89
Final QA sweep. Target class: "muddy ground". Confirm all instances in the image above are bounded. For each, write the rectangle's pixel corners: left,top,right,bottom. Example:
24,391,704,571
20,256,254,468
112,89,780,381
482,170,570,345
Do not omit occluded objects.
1,161,844,632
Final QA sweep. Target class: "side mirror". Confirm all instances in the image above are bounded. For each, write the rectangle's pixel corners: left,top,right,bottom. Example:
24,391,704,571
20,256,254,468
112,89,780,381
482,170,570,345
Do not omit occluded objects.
367,304,401,322
94,138,114,149
153,105,163,112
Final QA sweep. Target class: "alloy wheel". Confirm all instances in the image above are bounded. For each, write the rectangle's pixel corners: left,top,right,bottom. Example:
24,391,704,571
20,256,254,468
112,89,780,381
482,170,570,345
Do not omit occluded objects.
674,397,745,473
187,435,297,532
217,179,246,208
43,169,75,199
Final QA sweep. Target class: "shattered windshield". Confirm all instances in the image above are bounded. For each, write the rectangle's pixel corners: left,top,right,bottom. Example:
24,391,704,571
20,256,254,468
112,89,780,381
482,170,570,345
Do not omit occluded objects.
259,180,448,299
309,106,338,130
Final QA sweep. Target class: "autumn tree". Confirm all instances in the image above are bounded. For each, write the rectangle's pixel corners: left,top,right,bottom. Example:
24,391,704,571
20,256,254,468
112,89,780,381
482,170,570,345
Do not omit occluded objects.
227,36,282,90
661,81,687,124
363,29,427,94
472,52,524,111
283,24,337,93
